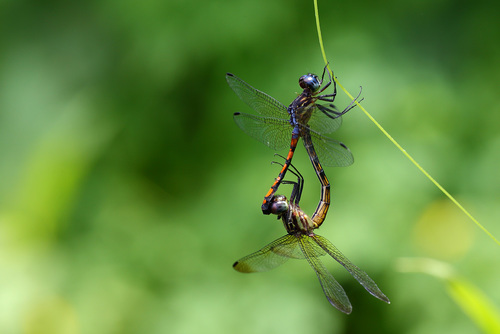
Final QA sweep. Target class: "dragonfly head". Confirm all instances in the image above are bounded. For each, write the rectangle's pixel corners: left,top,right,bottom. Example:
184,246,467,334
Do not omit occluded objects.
269,195,289,217
299,74,321,93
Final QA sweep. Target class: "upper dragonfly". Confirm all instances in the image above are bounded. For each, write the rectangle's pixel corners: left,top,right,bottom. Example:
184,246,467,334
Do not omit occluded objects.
233,159,390,314
226,67,361,216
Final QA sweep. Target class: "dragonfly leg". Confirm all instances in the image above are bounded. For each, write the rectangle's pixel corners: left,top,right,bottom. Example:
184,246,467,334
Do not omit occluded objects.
271,155,304,206
317,66,336,99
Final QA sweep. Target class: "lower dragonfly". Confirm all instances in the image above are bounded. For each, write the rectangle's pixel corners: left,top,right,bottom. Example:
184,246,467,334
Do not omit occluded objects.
233,158,390,314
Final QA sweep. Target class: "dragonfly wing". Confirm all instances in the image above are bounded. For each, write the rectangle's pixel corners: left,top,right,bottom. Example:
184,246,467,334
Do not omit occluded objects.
226,73,288,118
233,112,291,150
298,235,352,314
312,234,390,304
233,235,300,273
307,105,343,134
304,129,354,167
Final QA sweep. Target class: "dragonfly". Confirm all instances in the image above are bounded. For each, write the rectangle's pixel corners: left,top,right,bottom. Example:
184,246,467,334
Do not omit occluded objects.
227,67,361,220
233,159,390,314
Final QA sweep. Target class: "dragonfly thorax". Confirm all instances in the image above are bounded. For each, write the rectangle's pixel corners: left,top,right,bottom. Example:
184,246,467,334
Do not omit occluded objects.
292,205,317,233
299,74,321,93
278,204,316,235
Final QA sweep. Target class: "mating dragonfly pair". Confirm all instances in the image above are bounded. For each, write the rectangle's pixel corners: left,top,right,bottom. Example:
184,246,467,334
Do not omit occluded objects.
227,67,389,314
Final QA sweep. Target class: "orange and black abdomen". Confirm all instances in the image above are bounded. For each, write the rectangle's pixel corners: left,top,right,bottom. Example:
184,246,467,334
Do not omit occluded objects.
262,129,300,214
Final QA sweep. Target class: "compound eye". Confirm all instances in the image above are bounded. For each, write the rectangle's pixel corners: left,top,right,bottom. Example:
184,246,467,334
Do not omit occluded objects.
270,195,289,215
299,74,321,92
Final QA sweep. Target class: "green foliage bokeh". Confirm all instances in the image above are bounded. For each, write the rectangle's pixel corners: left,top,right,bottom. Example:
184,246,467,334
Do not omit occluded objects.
0,0,499,333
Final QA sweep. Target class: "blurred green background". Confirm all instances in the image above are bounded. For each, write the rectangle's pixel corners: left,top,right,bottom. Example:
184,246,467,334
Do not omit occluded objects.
1,0,499,333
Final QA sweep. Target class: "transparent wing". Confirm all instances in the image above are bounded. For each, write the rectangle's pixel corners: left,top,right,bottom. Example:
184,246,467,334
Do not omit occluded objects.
233,235,301,273
226,73,288,118
312,234,390,304
303,129,354,167
233,112,292,150
307,104,343,134
233,234,328,273
298,235,352,314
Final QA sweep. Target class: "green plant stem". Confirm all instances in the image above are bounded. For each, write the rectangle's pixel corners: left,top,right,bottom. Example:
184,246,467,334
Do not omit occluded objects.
313,0,500,247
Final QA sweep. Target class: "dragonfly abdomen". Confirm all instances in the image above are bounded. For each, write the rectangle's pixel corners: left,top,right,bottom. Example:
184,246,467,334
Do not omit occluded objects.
262,127,301,214
302,131,330,228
